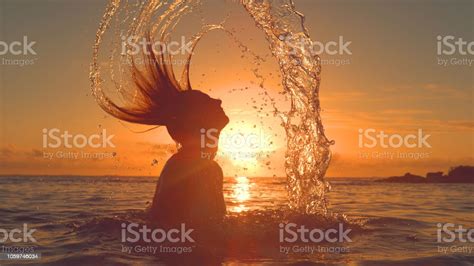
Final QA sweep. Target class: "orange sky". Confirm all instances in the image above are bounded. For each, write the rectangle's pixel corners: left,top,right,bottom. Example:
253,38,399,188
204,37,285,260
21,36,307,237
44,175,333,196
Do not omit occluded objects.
0,0,473,177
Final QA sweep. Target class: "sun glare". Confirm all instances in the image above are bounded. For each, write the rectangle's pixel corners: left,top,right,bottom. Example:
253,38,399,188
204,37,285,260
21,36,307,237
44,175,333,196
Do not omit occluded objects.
217,121,276,170
231,176,251,212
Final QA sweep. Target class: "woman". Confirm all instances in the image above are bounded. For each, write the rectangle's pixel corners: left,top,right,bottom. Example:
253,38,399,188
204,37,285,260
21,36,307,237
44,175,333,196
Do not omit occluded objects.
94,36,228,226
149,89,228,225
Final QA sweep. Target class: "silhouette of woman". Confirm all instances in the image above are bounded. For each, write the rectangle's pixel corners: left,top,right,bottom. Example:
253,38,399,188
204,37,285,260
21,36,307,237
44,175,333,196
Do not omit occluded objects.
149,89,228,225
94,35,229,225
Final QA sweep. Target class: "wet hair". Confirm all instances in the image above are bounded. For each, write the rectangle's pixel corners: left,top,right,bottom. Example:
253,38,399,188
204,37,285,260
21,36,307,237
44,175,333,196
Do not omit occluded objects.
96,34,184,126
95,34,227,145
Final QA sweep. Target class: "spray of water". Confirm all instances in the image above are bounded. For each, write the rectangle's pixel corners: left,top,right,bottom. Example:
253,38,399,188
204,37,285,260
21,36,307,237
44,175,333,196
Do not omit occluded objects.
90,0,333,215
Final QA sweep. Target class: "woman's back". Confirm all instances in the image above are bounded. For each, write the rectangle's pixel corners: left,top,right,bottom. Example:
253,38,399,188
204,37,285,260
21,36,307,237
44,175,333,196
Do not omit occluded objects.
150,151,226,226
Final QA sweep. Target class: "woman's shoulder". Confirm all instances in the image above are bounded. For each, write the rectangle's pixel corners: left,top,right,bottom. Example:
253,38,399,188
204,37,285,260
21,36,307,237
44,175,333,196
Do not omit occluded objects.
161,154,222,173
212,160,223,171
206,160,223,175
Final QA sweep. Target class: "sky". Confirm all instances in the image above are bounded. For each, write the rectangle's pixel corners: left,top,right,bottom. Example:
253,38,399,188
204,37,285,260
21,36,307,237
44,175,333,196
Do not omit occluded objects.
0,0,473,177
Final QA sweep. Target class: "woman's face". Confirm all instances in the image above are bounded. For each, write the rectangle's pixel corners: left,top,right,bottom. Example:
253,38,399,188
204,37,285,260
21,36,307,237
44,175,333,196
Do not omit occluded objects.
182,90,229,130
166,90,229,155
207,96,229,130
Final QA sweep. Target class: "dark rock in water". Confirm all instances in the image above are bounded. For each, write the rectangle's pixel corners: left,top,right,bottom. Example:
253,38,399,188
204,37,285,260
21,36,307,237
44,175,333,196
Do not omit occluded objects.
377,165,473,183
379,173,426,183
426,171,443,181
446,165,474,183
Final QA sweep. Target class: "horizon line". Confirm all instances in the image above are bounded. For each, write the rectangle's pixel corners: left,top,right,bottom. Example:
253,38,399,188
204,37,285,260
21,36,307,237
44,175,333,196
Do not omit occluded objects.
0,174,380,179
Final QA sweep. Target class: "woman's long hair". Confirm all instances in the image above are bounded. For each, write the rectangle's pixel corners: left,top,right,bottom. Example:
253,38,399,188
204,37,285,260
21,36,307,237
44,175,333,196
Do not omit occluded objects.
96,33,187,126
94,32,228,147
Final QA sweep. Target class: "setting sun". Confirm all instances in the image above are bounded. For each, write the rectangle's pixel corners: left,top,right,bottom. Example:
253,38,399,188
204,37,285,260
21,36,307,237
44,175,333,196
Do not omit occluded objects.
217,121,277,171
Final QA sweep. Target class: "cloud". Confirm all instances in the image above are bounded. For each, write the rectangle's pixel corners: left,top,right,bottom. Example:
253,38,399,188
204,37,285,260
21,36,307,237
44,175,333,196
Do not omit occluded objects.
420,83,471,98
380,109,433,115
323,109,473,132
327,152,474,177
29,149,43,158
0,146,14,158
322,83,471,104
136,142,177,156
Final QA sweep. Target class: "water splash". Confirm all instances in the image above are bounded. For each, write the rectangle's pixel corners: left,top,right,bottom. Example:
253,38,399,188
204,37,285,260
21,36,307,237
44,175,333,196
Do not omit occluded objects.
241,0,333,215
90,0,333,215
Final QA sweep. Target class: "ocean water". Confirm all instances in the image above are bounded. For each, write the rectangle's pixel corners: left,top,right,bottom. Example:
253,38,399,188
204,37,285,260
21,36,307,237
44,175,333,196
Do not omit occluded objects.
0,176,472,265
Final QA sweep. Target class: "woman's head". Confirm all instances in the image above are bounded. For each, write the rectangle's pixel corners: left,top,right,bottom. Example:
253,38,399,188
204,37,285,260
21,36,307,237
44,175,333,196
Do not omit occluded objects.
94,34,228,156
166,90,229,152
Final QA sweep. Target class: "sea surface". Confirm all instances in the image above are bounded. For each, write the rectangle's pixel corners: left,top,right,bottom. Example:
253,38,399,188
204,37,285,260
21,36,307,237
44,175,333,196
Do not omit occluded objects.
0,176,472,265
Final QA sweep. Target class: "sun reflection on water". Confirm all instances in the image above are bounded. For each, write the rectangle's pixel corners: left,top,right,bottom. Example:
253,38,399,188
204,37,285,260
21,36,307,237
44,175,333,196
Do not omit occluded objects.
231,176,251,212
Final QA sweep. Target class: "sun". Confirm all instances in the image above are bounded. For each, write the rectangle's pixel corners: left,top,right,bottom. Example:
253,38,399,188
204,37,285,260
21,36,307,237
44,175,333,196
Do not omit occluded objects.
216,121,276,170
